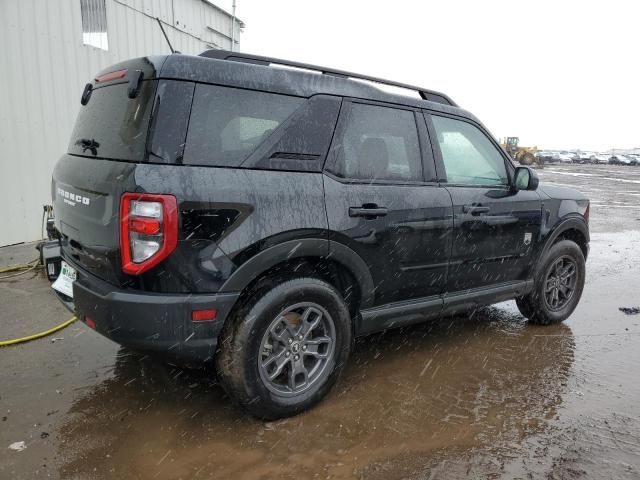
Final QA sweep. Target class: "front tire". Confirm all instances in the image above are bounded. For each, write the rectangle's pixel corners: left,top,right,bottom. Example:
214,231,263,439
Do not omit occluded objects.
216,277,352,419
517,240,586,325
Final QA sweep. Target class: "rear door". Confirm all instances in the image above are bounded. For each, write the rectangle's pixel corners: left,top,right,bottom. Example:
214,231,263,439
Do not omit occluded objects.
425,113,543,293
324,100,453,307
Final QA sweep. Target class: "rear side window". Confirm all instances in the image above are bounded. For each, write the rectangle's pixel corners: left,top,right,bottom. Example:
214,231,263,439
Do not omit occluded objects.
183,85,304,167
68,80,155,161
329,103,422,182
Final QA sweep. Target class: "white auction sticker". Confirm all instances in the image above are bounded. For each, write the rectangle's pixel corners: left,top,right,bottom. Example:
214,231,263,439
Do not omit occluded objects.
51,261,76,298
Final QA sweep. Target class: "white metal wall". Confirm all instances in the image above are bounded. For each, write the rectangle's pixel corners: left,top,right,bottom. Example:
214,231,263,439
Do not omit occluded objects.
0,0,241,246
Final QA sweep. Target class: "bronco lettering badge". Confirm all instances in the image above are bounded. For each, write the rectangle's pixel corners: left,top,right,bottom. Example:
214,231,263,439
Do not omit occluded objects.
57,187,90,206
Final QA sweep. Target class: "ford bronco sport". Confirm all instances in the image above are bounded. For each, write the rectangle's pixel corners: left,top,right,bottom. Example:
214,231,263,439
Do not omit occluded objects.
51,50,589,419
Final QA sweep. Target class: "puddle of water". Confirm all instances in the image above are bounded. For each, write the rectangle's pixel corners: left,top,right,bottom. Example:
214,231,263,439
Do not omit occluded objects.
55,310,576,479
50,228,640,479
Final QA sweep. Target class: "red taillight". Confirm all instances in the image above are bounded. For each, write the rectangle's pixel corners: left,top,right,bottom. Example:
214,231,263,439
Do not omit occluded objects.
583,203,590,225
120,193,178,275
191,309,218,322
130,217,161,235
95,69,128,83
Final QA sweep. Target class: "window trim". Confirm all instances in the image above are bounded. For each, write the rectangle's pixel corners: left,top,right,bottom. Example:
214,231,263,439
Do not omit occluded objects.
424,111,515,189
324,98,436,186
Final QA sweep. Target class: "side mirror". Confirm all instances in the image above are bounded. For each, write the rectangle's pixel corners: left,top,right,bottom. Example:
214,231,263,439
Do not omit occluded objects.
513,166,539,191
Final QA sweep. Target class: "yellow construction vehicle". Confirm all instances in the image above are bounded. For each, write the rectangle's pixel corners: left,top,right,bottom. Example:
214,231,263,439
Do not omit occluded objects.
501,137,540,166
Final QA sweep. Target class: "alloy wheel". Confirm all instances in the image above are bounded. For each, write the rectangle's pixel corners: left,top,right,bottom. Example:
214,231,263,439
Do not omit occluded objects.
543,255,578,311
258,302,336,397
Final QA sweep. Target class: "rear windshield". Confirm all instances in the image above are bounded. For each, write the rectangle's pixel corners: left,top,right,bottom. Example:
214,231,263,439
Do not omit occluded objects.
183,84,304,167
67,80,155,160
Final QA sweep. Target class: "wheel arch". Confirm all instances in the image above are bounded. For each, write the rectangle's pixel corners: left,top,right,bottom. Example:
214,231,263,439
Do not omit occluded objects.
219,238,375,318
540,216,589,263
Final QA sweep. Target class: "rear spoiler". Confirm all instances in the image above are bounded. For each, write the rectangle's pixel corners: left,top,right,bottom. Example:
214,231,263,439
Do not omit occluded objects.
81,56,167,105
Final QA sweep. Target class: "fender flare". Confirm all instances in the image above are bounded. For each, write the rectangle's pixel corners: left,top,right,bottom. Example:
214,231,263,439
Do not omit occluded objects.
328,240,375,309
218,238,375,309
536,216,589,276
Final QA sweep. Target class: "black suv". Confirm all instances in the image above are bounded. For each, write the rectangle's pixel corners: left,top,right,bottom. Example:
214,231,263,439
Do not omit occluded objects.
51,50,589,419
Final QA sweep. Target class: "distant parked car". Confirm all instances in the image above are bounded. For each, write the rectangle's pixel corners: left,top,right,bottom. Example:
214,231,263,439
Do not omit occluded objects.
543,153,560,164
565,152,581,163
577,152,596,164
609,154,633,165
535,151,555,163
592,153,609,164
556,153,574,163
627,154,640,165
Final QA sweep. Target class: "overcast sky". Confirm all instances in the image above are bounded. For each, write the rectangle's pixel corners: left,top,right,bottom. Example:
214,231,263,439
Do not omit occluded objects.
219,0,639,152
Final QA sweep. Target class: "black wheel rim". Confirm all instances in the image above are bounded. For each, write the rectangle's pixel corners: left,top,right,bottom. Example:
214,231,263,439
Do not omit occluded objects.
258,302,336,397
543,255,578,311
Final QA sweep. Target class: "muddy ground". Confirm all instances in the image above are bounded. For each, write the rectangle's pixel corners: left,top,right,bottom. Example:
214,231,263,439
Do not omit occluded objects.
1,164,640,479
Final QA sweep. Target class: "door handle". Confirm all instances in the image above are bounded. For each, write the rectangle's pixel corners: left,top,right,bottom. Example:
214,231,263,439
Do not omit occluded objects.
349,205,388,218
462,204,490,215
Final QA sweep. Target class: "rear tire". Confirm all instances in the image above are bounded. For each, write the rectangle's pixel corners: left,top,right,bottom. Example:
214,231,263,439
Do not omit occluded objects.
216,277,352,419
517,240,585,325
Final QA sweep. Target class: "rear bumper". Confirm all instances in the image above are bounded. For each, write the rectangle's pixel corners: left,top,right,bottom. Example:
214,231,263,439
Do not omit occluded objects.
55,259,239,364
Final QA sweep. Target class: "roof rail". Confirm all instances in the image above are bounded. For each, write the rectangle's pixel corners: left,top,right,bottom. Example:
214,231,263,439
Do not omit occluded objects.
198,50,457,107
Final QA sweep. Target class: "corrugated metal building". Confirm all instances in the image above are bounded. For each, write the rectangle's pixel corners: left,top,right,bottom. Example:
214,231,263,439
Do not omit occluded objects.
0,0,243,246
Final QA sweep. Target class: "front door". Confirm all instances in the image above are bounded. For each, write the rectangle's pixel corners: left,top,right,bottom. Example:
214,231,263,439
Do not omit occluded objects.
324,100,453,306
426,113,543,293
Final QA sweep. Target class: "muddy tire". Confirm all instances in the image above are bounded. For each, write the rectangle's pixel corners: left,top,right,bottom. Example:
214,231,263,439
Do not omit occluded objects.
216,277,352,419
517,240,585,325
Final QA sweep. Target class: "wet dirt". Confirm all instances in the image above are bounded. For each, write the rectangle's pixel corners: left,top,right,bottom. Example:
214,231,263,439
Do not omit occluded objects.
1,164,640,479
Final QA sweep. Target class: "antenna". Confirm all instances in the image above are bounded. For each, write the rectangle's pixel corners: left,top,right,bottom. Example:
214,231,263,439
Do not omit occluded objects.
156,17,175,54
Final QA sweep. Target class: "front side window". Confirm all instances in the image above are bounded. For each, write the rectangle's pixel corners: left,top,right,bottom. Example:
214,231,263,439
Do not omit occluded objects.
183,85,303,167
330,103,422,182
431,115,508,186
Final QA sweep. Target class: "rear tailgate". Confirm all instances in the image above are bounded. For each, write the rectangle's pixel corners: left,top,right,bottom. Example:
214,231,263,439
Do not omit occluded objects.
52,57,164,286
53,155,137,286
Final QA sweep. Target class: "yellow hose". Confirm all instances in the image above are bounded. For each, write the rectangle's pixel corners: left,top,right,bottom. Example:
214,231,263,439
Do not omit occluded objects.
0,259,40,273
0,316,77,347
0,259,41,279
